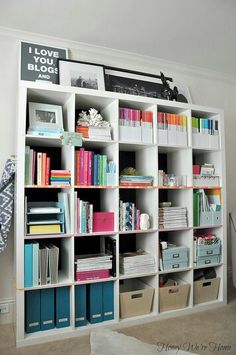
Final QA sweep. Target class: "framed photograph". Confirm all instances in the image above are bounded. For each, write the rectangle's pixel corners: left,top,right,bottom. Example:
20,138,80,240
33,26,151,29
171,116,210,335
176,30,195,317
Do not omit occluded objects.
104,67,166,99
29,102,64,131
59,59,105,91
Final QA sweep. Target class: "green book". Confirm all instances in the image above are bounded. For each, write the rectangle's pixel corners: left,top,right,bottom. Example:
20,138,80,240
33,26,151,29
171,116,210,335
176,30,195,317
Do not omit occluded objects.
98,155,103,186
102,155,107,186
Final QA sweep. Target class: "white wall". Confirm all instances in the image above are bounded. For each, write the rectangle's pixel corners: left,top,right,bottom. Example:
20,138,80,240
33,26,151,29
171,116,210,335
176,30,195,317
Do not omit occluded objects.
0,28,236,323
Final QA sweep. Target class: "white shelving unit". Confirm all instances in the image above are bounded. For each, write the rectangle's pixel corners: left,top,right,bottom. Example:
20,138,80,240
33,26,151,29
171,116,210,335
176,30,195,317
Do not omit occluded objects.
15,80,227,346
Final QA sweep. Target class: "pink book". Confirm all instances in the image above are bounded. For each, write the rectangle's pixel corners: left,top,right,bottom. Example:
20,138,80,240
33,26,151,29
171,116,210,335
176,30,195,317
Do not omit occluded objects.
93,212,114,232
45,157,50,185
75,269,110,281
32,150,36,185
84,151,88,186
76,150,80,185
79,148,85,185
77,197,80,233
87,151,92,185
136,209,140,230
74,191,77,234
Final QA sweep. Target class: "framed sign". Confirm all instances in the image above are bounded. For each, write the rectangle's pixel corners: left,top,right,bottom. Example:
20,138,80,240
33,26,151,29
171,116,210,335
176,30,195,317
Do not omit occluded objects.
20,41,68,84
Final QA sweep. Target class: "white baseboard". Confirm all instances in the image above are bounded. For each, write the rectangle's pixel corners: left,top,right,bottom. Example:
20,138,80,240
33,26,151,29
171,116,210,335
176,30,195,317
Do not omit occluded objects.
0,298,15,325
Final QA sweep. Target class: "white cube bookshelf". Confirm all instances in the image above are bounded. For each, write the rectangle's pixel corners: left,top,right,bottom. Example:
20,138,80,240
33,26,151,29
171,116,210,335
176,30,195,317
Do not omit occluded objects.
15,80,227,346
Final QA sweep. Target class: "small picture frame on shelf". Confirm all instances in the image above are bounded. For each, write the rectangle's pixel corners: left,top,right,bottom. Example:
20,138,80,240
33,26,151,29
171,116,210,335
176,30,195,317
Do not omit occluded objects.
28,102,64,131
59,59,105,91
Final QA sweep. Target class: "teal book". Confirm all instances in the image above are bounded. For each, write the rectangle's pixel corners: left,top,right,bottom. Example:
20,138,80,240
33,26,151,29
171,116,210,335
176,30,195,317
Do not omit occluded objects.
24,243,33,287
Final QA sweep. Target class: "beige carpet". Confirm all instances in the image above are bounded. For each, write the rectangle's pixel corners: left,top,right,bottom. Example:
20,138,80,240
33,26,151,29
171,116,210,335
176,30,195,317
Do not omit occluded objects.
1,280,235,355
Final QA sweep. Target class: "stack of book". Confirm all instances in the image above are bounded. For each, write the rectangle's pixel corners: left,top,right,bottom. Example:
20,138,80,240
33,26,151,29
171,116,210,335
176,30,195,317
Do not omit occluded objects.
119,175,153,186
24,242,59,287
75,148,116,186
50,170,71,186
159,206,188,229
74,253,113,281
119,250,156,275
76,126,112,140
119,201,141,231
74,197,93,234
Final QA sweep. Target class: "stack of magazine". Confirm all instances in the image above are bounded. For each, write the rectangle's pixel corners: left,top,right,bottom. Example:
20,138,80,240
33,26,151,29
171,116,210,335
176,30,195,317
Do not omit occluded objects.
159,206,188,229
74,253,112,281
119,250,156,275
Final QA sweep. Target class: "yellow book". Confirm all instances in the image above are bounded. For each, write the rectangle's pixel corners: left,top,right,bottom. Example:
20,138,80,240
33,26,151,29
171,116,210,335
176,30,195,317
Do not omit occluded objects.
29,224,61,234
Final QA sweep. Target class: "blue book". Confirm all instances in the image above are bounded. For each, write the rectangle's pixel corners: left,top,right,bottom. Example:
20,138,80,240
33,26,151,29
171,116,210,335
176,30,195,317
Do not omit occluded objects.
103,281,114,321
25,290,41,333
87,283,103,324
40,288,55,330
32,243,39,287
24,243,33,287
75,285,87,327
55,287,70,328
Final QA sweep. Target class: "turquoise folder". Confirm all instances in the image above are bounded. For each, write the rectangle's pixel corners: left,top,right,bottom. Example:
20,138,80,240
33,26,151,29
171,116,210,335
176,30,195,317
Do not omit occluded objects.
24,243,33,287
55,287,70,328
75,285,87,327
103,281,114,321
87,283,103,324
25,290,41,333
41,288,55,330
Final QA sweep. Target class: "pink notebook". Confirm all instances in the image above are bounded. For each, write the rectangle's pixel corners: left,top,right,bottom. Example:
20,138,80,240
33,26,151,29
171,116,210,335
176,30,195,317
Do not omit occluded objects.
93,212,114,232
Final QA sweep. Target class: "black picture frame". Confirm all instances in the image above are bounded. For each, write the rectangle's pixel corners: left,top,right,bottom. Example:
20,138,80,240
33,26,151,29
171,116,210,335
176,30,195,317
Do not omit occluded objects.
104,66,172,99
58,59,106,91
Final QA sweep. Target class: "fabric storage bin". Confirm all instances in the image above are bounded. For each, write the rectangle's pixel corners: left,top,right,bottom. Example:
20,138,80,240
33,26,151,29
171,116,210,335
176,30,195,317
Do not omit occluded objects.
159,279,190,312
196,255,220,267
119,279,154,318
197,244,221,257
162,245,189,271
194,277,220,304
162,245,188,261
163,260,188,270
